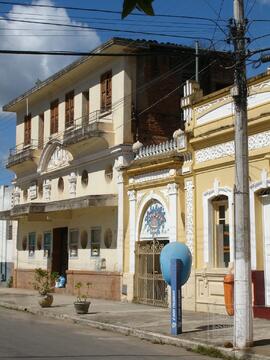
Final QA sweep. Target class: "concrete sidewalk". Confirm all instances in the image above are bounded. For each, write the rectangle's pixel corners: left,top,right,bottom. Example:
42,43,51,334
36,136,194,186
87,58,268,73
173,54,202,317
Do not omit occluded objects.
0,288,269,360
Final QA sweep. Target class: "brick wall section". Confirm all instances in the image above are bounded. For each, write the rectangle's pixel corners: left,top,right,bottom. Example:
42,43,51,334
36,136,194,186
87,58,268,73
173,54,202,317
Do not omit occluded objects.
135,50,234,145
14,269,36,289
14,268,122,300
66,270,121,301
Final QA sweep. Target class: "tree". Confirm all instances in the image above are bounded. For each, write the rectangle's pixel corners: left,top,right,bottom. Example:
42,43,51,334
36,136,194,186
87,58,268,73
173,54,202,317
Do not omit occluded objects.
122,0,155,18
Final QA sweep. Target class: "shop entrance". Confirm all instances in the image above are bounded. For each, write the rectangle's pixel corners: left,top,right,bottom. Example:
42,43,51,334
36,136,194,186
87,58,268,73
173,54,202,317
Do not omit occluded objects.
135,239,169,307
51,227,68,277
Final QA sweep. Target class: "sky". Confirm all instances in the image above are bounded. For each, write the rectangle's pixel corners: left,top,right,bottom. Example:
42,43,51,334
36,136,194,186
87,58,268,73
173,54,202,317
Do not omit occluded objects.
1,0,270,185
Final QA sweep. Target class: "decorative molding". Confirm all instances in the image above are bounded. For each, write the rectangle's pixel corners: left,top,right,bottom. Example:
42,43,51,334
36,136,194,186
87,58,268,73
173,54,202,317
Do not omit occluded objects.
140,201,169,239
185,179,194,256
13,187,20,206
131,169,171,185
117,172,124,184
28,182,37,200
167,182,179,195
68,172,77,197
134,136,186,160
195,130,270,163
195,95,231,114
128,190,137,202
47,146,72,171
43,179,51,201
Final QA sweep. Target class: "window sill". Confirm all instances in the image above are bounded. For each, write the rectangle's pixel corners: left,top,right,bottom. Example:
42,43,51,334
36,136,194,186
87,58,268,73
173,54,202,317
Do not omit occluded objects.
99,109,112,119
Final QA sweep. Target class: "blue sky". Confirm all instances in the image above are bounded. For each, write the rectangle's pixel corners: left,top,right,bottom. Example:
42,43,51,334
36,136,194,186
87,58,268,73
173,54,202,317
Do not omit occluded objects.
1,0,270,185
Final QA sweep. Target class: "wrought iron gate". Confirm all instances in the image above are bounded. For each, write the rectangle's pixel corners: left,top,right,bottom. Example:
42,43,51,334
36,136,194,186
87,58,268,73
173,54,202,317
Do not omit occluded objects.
135,239,169,307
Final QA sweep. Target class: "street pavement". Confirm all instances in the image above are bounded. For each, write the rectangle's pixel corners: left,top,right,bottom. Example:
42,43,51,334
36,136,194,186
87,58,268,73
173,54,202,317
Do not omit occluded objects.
0,307,217,360
0,288,269,360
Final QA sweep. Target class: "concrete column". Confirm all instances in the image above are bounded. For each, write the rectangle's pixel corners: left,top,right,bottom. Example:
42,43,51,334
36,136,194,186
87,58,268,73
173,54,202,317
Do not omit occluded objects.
128,190,137,273
167,183,178,242
116,172,124,272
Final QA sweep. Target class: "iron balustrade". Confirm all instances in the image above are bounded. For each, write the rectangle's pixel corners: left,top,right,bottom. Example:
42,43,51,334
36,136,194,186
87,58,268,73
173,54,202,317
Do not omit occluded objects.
7,140,39,168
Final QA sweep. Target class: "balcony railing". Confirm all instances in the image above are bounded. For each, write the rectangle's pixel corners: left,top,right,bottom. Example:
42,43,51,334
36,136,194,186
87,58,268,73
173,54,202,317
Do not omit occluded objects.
63,110,104,145
7,140,39,168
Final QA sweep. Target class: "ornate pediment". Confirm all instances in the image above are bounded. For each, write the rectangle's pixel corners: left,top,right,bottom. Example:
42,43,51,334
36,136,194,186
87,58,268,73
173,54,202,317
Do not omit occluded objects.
38,140,73,174
47,146,72,172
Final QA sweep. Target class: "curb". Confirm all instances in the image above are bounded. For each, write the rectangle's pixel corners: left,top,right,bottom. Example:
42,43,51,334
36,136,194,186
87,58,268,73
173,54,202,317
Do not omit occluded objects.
0,301,269,360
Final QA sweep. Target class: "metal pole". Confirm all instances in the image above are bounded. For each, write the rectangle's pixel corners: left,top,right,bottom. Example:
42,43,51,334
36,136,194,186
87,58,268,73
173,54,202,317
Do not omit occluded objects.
231,0,253,349
195,41,199,83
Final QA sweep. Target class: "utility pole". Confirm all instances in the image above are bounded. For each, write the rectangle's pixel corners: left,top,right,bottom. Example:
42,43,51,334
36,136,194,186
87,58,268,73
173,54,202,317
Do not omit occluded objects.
231,0,253,349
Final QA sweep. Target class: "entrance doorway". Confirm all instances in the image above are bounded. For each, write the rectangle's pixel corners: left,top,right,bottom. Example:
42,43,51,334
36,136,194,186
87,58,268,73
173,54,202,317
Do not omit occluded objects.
262,196,270,306
52,227,68,277
135,239,169,307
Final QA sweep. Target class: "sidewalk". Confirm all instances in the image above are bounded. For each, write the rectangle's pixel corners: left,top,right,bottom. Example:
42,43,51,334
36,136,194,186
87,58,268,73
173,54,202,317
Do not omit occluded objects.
0,288,269,360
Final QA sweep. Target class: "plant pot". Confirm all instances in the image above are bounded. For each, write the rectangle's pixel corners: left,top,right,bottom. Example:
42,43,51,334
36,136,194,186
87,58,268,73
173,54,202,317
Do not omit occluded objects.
74,301,91,314
38,294,54,308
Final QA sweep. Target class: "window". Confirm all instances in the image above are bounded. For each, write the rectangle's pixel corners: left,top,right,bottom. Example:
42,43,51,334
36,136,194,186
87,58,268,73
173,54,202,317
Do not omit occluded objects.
50,99,59,135
43,232,51,257
82,90,89,124
24,113,31,145
65,90,74,128
28,232,36,257
81,170,88,187
69,229,79,257
212,197,230,268
58,177,64,192
91,227,101,257
6,221,12,240
100,71,112,112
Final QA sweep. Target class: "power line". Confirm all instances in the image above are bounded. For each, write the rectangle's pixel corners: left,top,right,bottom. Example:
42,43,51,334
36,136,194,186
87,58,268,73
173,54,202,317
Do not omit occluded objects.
0,1,226,23
0,17,215,43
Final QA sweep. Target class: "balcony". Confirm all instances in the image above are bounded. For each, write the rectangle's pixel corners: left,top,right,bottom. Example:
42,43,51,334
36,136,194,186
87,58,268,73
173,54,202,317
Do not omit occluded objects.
7,140,39,168
6,140,41,175
63,111,113,156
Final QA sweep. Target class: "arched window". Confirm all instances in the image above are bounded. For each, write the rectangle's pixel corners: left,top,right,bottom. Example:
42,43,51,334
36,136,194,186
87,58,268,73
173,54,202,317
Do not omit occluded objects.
81,170,88,187
211,195,230,268
58,177,64,192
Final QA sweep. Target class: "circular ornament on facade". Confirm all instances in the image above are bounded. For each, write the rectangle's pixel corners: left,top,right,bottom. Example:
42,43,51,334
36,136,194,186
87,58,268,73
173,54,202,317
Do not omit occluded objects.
105,166,113,183
144,201,166,237
58,177,64,192
104,228,113,249
22,236,27,251
37,234,42,250
80,230,88,249
81,170,89,187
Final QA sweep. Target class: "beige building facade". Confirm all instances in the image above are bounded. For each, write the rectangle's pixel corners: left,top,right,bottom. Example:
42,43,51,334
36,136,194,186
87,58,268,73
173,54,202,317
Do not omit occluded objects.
3,38,232,299
124,73,270,319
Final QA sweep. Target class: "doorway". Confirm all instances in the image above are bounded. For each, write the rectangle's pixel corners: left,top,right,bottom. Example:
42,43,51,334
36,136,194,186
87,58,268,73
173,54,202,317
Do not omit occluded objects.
51,227,68,277
262,196,270,306
135,239,169,307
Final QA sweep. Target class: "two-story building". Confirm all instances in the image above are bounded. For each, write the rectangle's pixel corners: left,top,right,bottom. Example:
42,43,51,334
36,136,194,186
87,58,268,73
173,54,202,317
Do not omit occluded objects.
0,185,17,287
3,37,233,300
123,72,270,319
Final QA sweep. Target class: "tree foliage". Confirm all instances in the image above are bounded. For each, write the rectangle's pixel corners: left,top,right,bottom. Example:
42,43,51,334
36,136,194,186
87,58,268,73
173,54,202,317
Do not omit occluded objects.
122,0,155,18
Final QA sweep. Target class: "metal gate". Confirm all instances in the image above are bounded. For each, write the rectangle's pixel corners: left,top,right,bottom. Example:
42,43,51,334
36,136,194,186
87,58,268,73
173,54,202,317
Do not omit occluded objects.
135,239,169,307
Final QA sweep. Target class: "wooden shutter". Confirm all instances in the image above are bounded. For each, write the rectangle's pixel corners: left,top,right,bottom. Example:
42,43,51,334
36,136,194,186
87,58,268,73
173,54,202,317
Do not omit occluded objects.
65,90,74,128
50,99,58,135
101,71,112,111
24,113,31,145
82,90,89,124
38,113,44,149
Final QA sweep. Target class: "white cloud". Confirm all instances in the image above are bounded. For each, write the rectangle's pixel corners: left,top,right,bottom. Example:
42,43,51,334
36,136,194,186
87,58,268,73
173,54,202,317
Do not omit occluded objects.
0,0,100,184
0,0,101,108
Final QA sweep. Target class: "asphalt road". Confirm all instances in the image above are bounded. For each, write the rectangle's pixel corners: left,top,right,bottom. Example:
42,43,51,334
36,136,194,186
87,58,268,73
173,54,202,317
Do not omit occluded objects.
0,307,217,360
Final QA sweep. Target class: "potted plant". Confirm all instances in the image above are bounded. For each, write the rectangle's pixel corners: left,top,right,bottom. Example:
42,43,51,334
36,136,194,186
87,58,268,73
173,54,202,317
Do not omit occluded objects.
33,268,58,308
74,281,91,314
